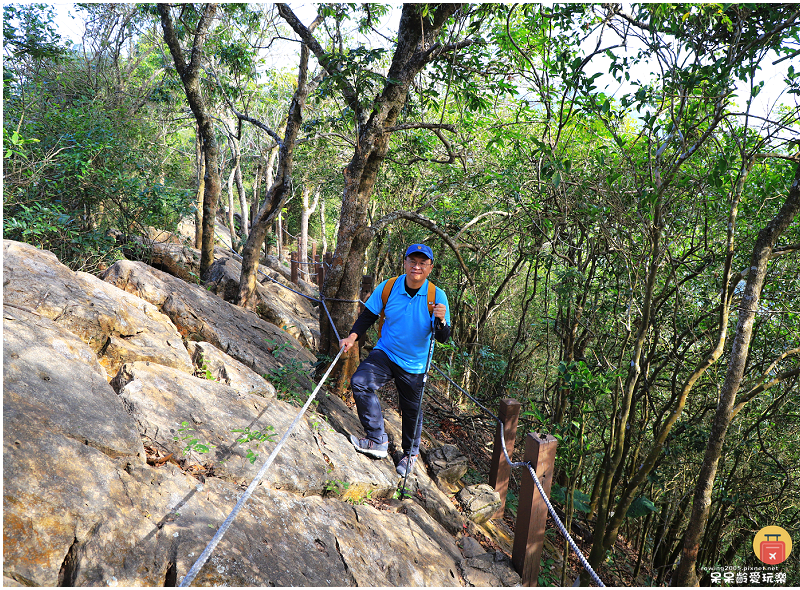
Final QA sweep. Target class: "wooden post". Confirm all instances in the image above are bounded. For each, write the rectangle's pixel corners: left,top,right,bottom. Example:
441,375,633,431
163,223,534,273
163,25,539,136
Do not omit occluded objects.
290,251,298,284
489,399,522,519
512,433,558,587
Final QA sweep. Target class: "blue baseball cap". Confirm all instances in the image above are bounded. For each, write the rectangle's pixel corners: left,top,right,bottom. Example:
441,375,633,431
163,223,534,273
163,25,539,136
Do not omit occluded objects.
405,244,433,262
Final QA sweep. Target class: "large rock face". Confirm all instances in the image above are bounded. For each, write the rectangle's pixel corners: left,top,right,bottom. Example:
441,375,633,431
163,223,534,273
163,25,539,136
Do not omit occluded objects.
5,240,516,587
2,240,193,378
206,255,320,349
100,259,316,390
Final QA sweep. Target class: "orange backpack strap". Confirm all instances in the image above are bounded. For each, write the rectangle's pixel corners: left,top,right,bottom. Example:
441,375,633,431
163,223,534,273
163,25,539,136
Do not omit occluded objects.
377,277,436,338
377,276,399,339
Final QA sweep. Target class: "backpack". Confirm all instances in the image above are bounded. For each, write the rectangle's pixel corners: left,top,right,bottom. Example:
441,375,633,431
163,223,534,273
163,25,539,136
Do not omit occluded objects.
377,276,436,339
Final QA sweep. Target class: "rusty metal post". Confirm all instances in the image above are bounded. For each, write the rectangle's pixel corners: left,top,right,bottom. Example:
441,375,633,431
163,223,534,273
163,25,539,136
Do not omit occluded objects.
316,256,324,292
290,251,298,284
321,253,333,292
489,399,522,519
360,275,374,303
512,433,558,587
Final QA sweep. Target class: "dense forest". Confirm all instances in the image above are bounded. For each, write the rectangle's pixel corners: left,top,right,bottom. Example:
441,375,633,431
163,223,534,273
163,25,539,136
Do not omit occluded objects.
4,3,799,586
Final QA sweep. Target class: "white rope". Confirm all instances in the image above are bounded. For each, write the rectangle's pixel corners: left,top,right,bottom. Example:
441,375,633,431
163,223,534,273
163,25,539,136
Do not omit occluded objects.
432,363,605,586
179,347,345,587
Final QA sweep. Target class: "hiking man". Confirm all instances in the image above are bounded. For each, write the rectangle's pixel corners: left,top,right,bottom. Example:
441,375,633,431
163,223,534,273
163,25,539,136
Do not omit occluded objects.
338,244,451,476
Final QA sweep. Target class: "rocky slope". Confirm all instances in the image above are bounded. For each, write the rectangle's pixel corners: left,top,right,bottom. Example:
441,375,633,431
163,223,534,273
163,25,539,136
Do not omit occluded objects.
3,238,519,587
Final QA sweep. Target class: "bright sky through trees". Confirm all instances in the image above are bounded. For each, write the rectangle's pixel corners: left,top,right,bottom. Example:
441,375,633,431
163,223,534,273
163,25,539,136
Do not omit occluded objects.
48,2,793,123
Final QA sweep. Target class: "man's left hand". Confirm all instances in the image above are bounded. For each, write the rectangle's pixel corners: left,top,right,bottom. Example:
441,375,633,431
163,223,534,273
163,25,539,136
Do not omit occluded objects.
433,303,447,322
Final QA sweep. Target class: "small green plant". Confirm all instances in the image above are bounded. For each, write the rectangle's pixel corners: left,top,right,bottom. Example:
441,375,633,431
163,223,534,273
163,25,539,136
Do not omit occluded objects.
310,416,334,434
505,488,519,516
173,421,216,462
232,425,277,464
195,361,217,381
324,479,350,497
265,338,293,358
346,489,374,505
269,358,311,405
537,557,558,586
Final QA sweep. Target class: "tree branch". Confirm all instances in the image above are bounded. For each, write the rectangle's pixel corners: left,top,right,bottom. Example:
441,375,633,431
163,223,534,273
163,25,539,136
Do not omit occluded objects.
453,210,513,241
386,128,461,166
731,357,800,420
275,4,360,112
383,123,457,134
189,4,217,74
371,210,474,285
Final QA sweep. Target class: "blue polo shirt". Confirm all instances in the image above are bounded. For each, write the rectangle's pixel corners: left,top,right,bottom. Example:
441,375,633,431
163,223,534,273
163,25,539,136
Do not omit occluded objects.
365,275,450,373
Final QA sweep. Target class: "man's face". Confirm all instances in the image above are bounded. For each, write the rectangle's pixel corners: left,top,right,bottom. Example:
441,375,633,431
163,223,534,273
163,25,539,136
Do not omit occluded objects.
404,253,433,282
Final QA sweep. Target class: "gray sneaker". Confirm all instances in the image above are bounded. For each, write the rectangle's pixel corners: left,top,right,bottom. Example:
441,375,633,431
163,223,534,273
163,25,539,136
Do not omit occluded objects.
350,434,388,459
396,454,418,477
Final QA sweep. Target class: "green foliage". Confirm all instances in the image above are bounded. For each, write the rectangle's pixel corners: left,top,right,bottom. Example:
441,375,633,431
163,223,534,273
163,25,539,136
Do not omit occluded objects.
2,201,120,272
269,359,311,405
323,479,350,497
232,425,277,464
265,338,293,358
537,557,559,586
173,421,216,459
551,485,592,514
626,496,658,520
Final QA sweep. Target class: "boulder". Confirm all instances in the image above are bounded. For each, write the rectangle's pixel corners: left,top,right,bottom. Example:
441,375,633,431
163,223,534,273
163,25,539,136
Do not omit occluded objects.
186,341,276,400
427,443,470,487
101,260,316,393
5,239,525,588
460,536,486,558
205,255,320,348
457,484,502,525
131,237,201,284
174,215,234,250
2,240,194,378
178,482,463,587
460,551,521,587
3,305,144,462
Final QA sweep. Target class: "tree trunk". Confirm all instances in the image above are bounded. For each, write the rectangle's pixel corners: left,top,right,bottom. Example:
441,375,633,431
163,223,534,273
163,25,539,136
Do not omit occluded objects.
251,159,263,230
300,184,320,279
158,3,221,278
225,166,237,250
320,198,328,256
673,162,800,586
234,146,248,238
194,125,205,249
277,3,468,357
236,35,316,308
